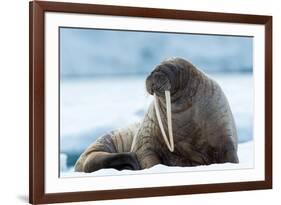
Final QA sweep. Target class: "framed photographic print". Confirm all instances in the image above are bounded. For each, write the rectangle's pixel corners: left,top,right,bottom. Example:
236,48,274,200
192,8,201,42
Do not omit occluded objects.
29,1,272,204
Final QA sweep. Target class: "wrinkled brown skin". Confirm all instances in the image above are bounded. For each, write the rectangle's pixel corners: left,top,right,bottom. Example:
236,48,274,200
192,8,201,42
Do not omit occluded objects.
75,58,239,173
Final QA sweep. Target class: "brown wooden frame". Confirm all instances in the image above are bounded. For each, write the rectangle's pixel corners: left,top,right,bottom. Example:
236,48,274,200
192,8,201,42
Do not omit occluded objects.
29,1,272,204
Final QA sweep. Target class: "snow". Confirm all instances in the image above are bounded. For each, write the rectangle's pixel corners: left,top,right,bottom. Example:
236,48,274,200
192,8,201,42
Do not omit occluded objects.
61,140,253,178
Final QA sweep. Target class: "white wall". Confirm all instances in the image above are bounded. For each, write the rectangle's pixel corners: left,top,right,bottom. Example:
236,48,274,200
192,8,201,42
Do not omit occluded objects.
0,0,280,204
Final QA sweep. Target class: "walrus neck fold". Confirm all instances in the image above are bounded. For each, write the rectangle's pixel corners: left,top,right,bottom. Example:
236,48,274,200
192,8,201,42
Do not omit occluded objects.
153,90,174,152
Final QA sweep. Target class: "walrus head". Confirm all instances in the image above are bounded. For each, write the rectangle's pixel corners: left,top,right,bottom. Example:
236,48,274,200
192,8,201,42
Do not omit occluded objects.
146,57,193,99
145,58,198,152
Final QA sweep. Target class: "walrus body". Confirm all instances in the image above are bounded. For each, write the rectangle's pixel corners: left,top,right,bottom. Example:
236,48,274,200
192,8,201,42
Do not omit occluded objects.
75,58,239,172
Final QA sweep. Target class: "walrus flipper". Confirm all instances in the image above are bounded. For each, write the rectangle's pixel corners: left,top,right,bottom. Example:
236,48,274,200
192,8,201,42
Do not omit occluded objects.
75,123,141,173
82,152,140,173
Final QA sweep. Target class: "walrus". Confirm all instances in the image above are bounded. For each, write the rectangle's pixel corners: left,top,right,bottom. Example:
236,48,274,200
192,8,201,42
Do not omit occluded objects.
74,57,239,173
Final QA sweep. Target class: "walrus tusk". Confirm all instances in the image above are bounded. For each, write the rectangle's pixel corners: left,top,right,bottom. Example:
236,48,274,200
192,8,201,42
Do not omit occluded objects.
165,90,174,152
154,90,174,152
130,90,174,152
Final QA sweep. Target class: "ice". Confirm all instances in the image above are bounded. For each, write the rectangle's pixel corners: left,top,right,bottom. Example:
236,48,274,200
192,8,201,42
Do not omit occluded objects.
60,153,68,173
60,76,150,138
210,73,253,142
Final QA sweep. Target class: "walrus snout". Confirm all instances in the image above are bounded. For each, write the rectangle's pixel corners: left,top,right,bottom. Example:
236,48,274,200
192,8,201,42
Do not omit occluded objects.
146,71,171,96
